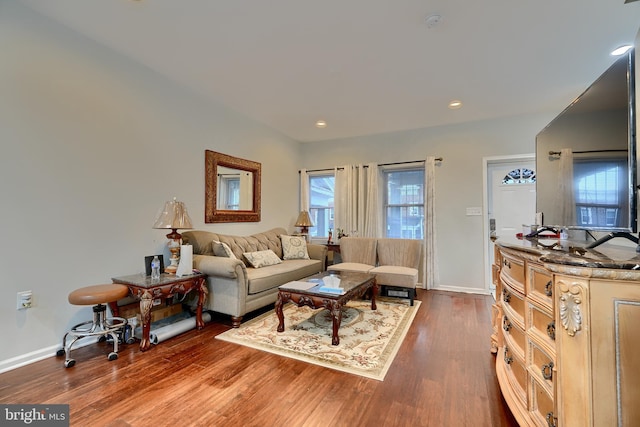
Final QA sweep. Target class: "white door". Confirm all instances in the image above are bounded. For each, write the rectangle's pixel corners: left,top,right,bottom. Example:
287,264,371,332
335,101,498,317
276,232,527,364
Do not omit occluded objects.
484,156,537,294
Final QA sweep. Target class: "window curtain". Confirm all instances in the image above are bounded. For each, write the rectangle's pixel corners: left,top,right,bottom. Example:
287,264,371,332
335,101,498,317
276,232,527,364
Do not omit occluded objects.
334,165,359,236
299,169,310,211
558,148,575,226
424,157,439,290
239,171,253,210
362,163,381,237
334,163,381,238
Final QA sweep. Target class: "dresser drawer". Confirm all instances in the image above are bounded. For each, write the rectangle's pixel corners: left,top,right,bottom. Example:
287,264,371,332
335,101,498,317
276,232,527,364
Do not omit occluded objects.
500,251,525,293
527,263,554,310
502,283,525,327
503,346,528,408
502,315,526,359
528,338,555,392
530,376,556,427
527,302,556,346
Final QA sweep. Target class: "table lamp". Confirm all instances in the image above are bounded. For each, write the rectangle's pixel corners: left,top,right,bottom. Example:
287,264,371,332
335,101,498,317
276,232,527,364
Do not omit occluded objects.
295,210,314,235
153,197,193,274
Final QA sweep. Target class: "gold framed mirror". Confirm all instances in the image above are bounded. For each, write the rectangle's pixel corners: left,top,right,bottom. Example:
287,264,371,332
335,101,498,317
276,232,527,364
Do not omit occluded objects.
205,150,261,223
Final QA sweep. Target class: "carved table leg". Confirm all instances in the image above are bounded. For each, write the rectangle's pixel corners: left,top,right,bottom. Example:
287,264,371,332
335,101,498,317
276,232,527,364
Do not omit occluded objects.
330,302,343,345
139,290,153,352
371,281,377,311
195,277,207,330
275,292,285,333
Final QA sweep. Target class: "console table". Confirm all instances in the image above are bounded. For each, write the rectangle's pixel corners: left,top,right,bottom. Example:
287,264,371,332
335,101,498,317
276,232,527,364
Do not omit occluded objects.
111,272,207,351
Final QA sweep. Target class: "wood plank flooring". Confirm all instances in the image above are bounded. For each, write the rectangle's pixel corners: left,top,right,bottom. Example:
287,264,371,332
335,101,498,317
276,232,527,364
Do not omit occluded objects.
0,290,517,427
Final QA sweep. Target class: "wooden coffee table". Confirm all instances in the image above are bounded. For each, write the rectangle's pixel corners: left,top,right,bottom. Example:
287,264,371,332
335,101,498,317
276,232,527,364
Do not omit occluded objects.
275,271,377,345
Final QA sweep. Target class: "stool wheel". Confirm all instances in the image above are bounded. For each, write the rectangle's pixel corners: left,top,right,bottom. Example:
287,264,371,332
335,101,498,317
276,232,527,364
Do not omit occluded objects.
98,335,107,343
64,359,76,368
56,349,65,357
108,352,118,361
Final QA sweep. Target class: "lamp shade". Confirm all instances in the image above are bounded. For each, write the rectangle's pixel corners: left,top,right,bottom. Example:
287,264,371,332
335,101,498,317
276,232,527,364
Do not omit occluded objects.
295,210,314,228
153,197,193,230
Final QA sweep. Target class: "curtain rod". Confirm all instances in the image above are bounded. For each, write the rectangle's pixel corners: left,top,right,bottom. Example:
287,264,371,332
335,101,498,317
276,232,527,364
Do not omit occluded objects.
299,158,443,174
548,149,627,156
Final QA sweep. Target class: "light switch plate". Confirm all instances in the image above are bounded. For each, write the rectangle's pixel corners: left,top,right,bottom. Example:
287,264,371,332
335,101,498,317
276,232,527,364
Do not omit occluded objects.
466,207,482,216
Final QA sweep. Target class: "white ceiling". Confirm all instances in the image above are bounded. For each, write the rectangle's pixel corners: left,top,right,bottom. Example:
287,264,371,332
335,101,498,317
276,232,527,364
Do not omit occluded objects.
18,0,640,142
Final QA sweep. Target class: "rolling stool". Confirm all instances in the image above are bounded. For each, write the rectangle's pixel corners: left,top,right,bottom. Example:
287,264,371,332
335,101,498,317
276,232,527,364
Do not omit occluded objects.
56,284,130,368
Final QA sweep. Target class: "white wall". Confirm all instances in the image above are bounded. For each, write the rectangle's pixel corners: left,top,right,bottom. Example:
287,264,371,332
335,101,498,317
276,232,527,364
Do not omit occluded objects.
0,2,302,369
3,0,614,371
300,113,555,293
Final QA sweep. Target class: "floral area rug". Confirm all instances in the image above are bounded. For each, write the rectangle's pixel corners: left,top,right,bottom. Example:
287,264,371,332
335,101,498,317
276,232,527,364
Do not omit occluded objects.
215,298,420,380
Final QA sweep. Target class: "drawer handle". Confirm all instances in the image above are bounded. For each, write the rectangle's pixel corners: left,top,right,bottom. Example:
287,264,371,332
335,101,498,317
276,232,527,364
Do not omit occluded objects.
542,361,554,380
503,259,511,268
503,290,511,303
502,317,511,332
546,412,557,427
547,321,556,340
545,280,553,297
503,347,513,365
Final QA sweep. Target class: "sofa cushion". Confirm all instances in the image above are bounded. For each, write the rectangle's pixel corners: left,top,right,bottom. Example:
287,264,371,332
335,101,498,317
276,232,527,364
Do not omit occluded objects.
243,250,282,268
280,235,310,260
246,259,323,294
212,240,236,259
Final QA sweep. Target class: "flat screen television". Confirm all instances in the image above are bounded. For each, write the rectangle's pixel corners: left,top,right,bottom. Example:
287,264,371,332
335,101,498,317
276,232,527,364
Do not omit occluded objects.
535,49,637,246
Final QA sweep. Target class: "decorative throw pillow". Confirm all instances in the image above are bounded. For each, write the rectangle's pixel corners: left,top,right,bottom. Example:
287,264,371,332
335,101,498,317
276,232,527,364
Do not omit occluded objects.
243,250,282,268
281,235,310,260
212,240,236,259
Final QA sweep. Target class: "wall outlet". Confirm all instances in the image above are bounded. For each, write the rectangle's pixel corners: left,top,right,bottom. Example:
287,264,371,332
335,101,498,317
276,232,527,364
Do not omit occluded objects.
17,290,33,310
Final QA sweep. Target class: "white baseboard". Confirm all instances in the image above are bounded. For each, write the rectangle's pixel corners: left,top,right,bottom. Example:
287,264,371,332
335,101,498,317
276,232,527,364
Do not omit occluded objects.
0,345,59,374
430,285,491,295
0,338,97,374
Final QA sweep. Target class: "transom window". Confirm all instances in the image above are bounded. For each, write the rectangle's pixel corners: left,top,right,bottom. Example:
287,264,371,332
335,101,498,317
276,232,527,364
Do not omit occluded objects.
502,168,536,184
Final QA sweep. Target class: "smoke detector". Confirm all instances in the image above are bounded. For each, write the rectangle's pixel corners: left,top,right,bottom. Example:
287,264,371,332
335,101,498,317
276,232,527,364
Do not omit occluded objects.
425,14,442,29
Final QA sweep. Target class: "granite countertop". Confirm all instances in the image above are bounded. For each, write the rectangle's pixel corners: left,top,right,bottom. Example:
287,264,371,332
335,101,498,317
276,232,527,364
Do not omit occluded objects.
494,235,640,272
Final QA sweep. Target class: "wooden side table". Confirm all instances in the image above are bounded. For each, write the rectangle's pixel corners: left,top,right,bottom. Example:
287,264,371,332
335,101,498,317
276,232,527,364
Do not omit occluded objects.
111,272,207,351
325,243,341,266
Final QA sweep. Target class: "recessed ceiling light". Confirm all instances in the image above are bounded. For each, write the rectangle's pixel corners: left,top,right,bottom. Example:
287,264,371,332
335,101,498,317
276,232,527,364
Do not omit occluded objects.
611,45,633,56
448,100,463,109
315,120,327,128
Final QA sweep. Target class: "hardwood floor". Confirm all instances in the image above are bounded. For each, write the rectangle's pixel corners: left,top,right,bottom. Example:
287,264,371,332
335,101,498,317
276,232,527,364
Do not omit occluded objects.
0,290,517,427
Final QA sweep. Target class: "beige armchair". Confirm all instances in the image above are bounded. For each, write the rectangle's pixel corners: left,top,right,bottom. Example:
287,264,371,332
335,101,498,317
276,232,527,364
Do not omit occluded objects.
328,237,377,273
371,238,422,305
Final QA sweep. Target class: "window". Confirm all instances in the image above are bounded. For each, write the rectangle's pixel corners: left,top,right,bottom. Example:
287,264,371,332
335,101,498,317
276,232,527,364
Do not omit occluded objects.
309,174,335,238
219,176,240,209
383,169,424,239
574,159,627,228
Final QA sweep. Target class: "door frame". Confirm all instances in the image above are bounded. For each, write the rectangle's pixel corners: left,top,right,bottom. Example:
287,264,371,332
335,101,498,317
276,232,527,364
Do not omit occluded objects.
482,154,535,294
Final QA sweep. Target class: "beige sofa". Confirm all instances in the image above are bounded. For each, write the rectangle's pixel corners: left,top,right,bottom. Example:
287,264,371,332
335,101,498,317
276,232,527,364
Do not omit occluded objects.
182,228,327,327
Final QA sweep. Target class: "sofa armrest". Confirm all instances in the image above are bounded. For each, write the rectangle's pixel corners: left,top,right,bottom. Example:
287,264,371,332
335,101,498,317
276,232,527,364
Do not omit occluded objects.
193,254,247,280
307,243,328,270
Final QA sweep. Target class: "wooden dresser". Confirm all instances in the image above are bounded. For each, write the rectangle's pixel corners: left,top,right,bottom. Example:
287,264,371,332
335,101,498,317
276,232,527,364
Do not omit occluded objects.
491,238,640,427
